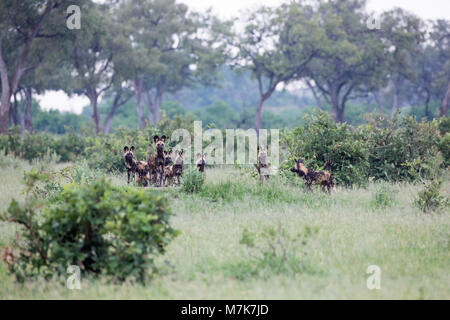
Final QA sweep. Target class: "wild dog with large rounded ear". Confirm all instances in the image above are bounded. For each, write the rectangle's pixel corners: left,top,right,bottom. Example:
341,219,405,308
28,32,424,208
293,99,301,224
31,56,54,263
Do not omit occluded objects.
130,146,135,152
161,135,166,142
124,146,129,153
153,135,159,143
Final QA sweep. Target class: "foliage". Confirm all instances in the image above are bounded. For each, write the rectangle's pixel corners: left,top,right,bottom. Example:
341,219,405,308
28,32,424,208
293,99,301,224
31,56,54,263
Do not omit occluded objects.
370,183,397,209
1,169,178,283
182,167,205,194
362,114,443,181
283,112,369,187
414,180,448,213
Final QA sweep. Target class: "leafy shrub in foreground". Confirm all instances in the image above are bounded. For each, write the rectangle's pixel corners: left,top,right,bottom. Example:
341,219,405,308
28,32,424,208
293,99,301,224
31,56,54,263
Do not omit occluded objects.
1,174,178,283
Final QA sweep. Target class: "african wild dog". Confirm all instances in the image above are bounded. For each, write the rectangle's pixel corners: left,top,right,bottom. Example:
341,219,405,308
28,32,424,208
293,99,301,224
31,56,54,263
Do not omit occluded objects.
147,135,166,187
171,149,184,186
123,146,150,186
256,145,270,184
123,146,136,184
163,150,174,186
290,158,334,193
196,153,207,184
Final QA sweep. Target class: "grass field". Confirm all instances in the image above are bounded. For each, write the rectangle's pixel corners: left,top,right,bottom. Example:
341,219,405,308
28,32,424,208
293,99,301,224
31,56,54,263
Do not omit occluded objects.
0,159,449,299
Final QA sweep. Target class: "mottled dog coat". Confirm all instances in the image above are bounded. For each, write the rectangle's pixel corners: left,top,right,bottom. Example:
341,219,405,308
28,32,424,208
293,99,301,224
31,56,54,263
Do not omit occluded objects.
256,146,270,184
123,146,136,184
123,146,150,186
290,158,334,193
196,153,207,183
147,135,167,187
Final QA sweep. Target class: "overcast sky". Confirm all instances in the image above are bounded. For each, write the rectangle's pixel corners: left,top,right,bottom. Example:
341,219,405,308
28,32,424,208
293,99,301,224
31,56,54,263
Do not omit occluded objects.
37,0,450,114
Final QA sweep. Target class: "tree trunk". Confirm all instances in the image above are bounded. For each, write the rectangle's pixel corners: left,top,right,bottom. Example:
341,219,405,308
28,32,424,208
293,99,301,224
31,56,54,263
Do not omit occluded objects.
0,38,11,134
330,85,342,122
24,87,33,133
10,92,19,127
254,96,265,133
145,91,163,126
391,82,400,118
440,81,450,117
374,91,382,113
306,81,323,110
88,92,100,134
133,79,145,130
19,96,26,135
103,93,121,134
424,88,431,121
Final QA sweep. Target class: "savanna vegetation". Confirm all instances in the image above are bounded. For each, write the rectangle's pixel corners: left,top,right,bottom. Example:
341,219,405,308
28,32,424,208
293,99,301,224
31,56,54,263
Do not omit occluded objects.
0,0,449,299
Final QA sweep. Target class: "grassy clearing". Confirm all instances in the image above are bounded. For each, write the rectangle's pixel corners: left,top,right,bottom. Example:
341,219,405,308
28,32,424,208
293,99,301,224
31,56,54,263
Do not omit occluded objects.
0,160,449,299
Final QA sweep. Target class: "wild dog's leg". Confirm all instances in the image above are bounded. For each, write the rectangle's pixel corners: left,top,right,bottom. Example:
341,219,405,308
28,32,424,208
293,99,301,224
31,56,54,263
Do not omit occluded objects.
127,170,130,184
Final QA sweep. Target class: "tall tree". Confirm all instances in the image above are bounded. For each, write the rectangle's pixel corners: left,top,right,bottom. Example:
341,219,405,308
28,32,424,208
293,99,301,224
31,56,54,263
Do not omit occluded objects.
231,4,319,131
117,0,223,128
430,20,450,117
64,2,124,134
0,0,73,134
381,8,425,116
305,0,388,123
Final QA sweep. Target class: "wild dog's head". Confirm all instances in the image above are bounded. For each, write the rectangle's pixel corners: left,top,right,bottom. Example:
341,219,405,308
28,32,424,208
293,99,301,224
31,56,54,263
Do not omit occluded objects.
257,145,269,166
196,153,207,172
174,149,184,166
164,150,173,166
290,158,308,177
153,135,166,156
123,146,135,166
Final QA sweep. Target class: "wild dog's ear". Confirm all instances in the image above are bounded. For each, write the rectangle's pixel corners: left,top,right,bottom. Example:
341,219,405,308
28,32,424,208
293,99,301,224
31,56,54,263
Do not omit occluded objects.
153,135,159,143
203,153,207,158
161,135,166,143
124,146,129,153
180,149,184,156
298,158,303,163
197,153,201,159
130,146,135,152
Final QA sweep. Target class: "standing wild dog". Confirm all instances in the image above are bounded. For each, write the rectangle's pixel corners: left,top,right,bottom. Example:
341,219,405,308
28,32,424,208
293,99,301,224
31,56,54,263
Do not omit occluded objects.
163,150,174,186
123,146,150,186
134,160,151,186
290,158,334,193
171,149,184,186
256,145,270,184
147,135,166,187
196,153,207,184
123,146,136,184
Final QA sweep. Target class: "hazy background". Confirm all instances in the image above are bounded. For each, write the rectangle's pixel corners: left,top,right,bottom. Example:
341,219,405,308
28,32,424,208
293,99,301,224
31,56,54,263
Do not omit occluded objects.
37,0,450,114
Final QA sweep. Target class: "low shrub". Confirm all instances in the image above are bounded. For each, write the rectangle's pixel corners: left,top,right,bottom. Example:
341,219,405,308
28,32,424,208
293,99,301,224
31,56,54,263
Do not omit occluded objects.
414,180,448,213
283,112,369,187
1,171,178,283
370,183,397,209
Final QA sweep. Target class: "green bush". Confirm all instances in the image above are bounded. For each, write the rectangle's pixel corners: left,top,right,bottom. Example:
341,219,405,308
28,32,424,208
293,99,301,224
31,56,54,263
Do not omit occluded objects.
414,180,448,213
182,167,205,194
1,173,178,283
370,183,397,209
362,115,442,181
283,112,369,187
439,133,450,167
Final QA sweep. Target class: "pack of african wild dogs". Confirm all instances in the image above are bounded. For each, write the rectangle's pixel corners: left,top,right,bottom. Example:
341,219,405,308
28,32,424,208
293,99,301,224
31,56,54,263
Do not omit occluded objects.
124,135,333,193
